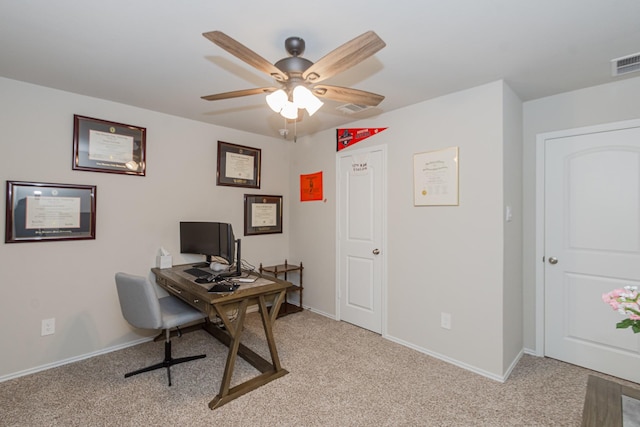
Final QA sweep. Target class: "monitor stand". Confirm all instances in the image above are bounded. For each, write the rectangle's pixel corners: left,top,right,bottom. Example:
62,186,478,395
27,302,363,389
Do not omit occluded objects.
210,239,242,279
192,255,213,268
192,263,209,268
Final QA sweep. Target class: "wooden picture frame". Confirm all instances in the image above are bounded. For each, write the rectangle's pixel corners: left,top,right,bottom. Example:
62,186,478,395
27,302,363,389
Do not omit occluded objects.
73,115,146,176
217,141,261,188
244,194,282,236
5,181,97,243
413,146,459,206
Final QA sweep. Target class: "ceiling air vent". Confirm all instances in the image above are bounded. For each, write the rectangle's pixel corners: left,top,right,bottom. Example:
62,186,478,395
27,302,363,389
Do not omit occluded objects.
336,103,370,114
611,52,640,76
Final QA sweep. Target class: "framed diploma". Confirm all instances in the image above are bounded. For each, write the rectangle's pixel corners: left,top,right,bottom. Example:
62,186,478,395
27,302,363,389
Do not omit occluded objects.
5,181,97,243
217,141,261,188
413,146,459,206
73,115,146,176
243,194,282,236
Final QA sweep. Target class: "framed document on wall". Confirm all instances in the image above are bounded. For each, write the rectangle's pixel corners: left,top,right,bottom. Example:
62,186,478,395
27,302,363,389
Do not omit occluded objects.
413,146,459,206
73,115,146,176
217,141,261,188
243,194,282,235
5,181,97,243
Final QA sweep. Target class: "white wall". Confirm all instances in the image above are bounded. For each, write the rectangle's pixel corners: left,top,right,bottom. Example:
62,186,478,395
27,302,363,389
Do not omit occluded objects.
15,70,630,380
290,81,522,379
0,77,291,379
522,75,640,351
501,83,524,373
288,133,337,317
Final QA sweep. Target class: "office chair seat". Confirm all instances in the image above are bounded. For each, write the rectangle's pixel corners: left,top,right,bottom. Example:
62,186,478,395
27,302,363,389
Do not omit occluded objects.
115,272,207,386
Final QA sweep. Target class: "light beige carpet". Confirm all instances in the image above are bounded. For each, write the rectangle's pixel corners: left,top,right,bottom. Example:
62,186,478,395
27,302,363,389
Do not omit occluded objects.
1,309,638,426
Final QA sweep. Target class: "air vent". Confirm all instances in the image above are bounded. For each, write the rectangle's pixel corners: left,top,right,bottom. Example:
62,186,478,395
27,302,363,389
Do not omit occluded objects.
611,52,640,76
336,103,370,114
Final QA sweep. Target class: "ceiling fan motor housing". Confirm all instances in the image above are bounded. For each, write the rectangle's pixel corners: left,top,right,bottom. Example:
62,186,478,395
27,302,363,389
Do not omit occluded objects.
274,56,313,77
285,37,305,56
274,37,314,81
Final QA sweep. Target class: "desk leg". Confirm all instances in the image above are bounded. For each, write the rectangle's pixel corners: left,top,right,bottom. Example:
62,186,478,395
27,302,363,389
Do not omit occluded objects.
258,293,283,372
218,299,249,399
207,290,288,410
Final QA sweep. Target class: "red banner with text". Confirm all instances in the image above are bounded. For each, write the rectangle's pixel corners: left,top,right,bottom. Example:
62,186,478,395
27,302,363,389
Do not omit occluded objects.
336,127,387,151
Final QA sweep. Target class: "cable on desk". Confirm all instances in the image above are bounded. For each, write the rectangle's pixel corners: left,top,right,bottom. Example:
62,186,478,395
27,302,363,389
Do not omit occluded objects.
240,258,256,273
211,307,239,328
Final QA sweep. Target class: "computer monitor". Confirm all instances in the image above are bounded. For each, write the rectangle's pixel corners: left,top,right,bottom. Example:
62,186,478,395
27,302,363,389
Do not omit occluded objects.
179,222,238,272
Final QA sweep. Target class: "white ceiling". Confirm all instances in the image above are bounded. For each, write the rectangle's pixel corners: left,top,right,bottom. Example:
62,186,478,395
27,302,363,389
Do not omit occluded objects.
1,1,639,139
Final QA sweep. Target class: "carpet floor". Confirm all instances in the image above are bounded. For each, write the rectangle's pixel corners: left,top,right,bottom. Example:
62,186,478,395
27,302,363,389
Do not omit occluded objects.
1,309,638,426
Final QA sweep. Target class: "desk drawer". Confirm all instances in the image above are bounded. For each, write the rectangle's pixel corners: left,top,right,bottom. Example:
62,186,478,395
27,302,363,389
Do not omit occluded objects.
157,276,209,313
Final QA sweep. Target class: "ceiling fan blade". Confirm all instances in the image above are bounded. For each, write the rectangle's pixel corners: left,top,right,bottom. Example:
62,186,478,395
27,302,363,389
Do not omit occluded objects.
312,85,384,107
303,31,385,83
203,31,288,81
201,87,277,101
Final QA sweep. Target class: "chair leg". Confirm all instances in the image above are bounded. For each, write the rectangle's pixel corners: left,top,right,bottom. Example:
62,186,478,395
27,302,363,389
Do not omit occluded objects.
124,329,206,386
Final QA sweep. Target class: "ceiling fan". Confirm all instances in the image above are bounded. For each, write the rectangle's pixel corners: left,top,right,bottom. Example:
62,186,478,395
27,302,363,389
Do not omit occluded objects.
201,30,386,120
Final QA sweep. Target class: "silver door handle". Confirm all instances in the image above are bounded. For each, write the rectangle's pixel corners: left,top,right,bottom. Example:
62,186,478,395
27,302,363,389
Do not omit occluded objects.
373,249,380,255
548,257,558,265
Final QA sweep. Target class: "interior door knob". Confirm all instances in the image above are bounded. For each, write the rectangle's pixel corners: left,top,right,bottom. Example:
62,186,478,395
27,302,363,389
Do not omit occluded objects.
373,249,380,255
548,257,558,264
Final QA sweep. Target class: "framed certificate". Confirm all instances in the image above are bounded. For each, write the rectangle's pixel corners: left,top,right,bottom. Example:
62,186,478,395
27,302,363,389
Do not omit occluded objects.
5,181,97,243
413,146,459,206
243,194,282,236
217,141,261,188
73,115,146,176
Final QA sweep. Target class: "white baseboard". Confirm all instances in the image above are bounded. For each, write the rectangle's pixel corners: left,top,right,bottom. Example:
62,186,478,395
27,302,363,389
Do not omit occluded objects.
384,334,522,383
301,306,523,382
2,305,315,383
503,349,524,380
301,305,336,320
3,307,529,384
0,337,152,383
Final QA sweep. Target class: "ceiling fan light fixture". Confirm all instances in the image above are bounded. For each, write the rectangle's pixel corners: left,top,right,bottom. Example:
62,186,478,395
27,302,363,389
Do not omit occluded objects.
293,85,324,116
280,101,299,119
202,31,386,131
266,89,287,113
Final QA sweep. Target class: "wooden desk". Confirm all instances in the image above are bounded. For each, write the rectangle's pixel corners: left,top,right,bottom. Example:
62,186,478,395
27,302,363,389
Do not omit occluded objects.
151,264,291,410
582,375,640,427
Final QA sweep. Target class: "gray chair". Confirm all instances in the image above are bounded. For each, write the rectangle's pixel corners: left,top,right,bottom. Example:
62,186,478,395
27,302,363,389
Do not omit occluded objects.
115,272,207,386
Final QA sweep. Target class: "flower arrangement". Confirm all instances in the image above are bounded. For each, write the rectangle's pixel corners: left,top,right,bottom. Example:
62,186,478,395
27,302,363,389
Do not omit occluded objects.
602,286,640,333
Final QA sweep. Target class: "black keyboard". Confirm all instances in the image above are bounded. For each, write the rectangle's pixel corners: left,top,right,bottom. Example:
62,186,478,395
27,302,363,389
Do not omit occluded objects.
184,268,211,278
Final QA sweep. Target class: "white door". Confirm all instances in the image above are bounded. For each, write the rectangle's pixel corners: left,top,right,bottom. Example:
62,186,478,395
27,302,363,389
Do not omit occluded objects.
337,146,385,333
544,122,640,383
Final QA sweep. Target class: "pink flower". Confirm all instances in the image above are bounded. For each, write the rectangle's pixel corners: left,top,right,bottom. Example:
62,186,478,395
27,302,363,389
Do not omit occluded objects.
603,286,640,333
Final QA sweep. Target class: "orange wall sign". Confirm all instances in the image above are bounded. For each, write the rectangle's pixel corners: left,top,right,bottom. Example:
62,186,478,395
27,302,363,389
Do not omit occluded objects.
300,171,323,202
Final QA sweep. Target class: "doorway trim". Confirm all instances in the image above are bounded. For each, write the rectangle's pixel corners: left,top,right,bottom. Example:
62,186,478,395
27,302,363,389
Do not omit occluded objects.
335,144,388,336
534,118,640,356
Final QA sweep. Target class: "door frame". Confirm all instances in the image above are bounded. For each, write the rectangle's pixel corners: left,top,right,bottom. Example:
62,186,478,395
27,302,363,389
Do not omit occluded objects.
534,118,640,356
335,144,388,336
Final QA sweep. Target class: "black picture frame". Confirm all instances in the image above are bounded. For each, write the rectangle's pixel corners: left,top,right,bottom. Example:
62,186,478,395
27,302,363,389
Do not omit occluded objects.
244,194,282,236
217,141,261,188
5,181,97,243
73,115,146,176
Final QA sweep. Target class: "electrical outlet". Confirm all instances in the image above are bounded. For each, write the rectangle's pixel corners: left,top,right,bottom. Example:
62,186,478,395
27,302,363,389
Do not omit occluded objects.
440,312,452,330
41,318,55,336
